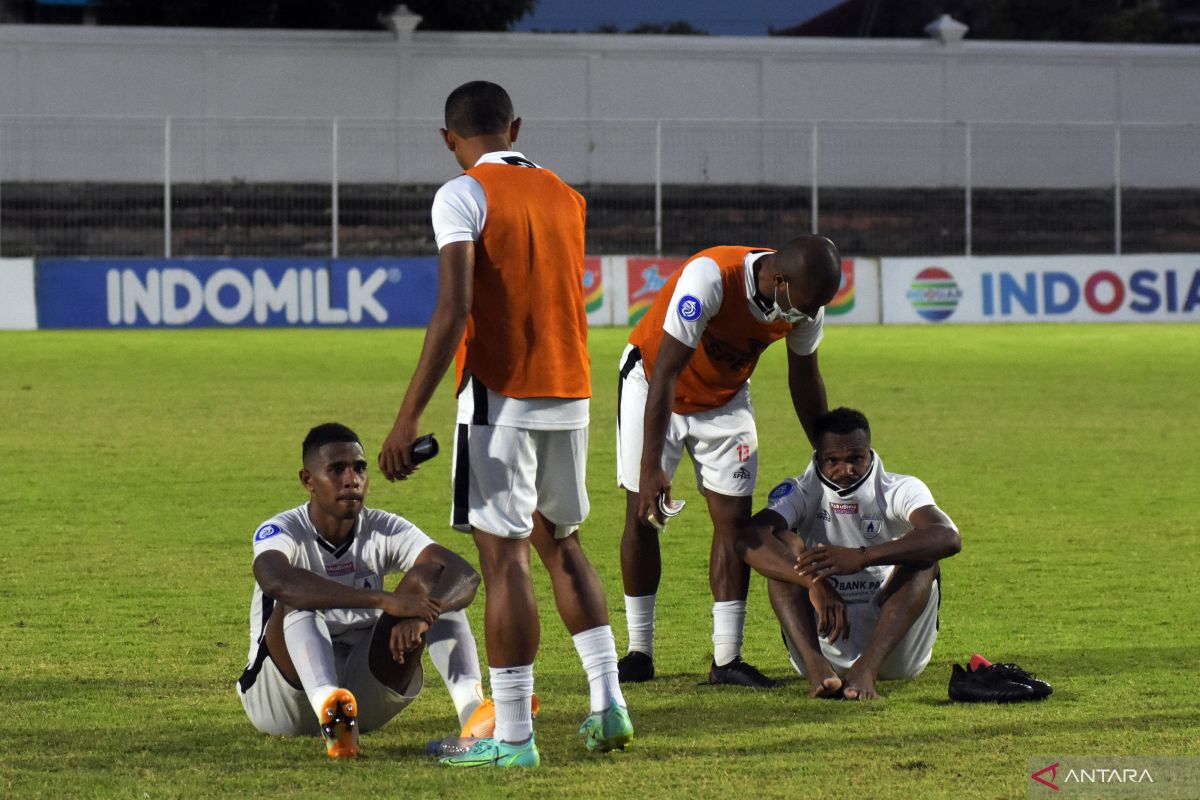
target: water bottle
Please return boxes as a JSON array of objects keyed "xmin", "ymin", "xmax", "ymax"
[
  {"xmin": 411, "ymin": 433, "xmax": 439, "ymax": 464},
  {"xmin": 426, "ymin": 735, "xmax": 479, "ymax": 757}
]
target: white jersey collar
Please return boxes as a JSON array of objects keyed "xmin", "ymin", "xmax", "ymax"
[
  {"xmin": 743, "ymin": 250, "xmax": 777, "ymax": 322},
  {"xmin": 472, "ymin": 150, "xmax": 530, "ymax": 167},
  {"xmin": 815, "ymin": 450, "xmax": 880, "ymax": 499}
]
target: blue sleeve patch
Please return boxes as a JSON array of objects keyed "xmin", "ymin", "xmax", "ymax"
[
  {"xmin": 677, "ymin": 294, "xmax": 703, "ymax": 321},
  {"xmin": 768, "ymin": 482, "xmax": 794, "ymax": 501},
  {"xmin": 254, "ymin": 523, "xmax": 282, "ymax": 542}
]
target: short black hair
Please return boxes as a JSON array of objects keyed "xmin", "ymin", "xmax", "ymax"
[
  {"xmin": 776, "ymin": 235, "xmax": 842, "ymax": 306},
  {"xmin": 444, "ymin": 81, "xmax": 514, "ymax": 137},
  {"xmin": 813, "ymin": 407, "xmax": 870, "ymax": 443},
  {"xmin": 302, "ymin": 422, "xmax": 361, "ymax": 461}
]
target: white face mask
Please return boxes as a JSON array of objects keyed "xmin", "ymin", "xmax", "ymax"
[{"xmin": 772, "ymin": 282, "xmax": 813, "ymax": 324}]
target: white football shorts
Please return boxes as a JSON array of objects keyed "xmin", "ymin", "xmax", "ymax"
[
  {"xmin": 239, "ymin": 624, "xmax": 422, "ymax": 736},
  {"xmin": 450, "ymin": 422, "xmax": 589, "ymax": 538},
  {"xmin": 783, "ymin": 578, "xmax": 941, "ymax": 681},
  {"xmin": 616, "ymin": 344, "xmax": 758, "ymax": 498}
]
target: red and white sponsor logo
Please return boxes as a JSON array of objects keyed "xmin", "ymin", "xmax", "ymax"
[
  {"xmin": 830, "ymin": 502, "xmax": 859, "ymax": 516},
  {"xmin": 325, "ymin": 561, "xmax": 354, "ymax": 577}
]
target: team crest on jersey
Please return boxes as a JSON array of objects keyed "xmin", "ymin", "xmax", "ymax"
[
  {"xmin": 254, "ymin": 523, "xmax": 282, "ymax": 542},
  {"xmin": 768, "ymin": 482, "xmax": 794, "ymax": 501},
  {"xmin": 677, "ymin": 294, "xmax": 703, "ymax": 321},
  {"xmin": 861, "ymin": 514, "xmax": 883, "ymax": 539},
  {"xmin": 830, "ymin": 501, "xmax": 858, "ymax": 516}
]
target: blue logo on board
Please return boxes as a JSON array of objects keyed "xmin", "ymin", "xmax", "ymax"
[
  {"xmin": 254, "ymin": 523, "xmax": 282, "ymax": 542},
  {"xmin": 677, "ymin": 294, "xmax": 702, "ymax": 321}
]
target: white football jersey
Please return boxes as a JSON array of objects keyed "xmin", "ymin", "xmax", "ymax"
[
  {"xmin": 242, "ymin": 503, "xmax": 435, "ymax": 670},
  {"xmin": 765, "ymin": 452, "xmax": 937, "ymax": 604}
]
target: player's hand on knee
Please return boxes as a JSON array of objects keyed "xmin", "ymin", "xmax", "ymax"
[
  {"xmin": 383, "ymin": 592, "xmax": 441, "ymax": 625},
  {"xmin": 799, "ymin": 543, "xmax": 865, "ymax": 579},
  {"xmin": 809, "ymin": 580, "xmax": 850, "ymax": 642},
  {"xmin": 389, "ymin": 619, "xmax": 430, "ymax": 662}
]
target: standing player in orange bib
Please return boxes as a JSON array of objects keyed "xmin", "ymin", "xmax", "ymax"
[
  {"xmin": 378, "ymin": 81, "xmax": 630, "ymax": 768},
  {"xmin": 617, "ymin": 237, "xmax": 842, "ymax": 687}
]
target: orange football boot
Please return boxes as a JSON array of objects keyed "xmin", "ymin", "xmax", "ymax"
[
  {"xmin": 459, "ymin": 688, "xmax": 541, "ymax": 739},
  {"xmin": 319, "ymin": 688, "xmax": 360, "ymax": 759}
]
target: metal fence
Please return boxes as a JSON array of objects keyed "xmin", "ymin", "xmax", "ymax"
[{"xmin": 1, "ymin": 116, "xmax": 1197, "ymax": 258}]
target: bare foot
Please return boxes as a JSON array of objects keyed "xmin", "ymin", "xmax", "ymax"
[
  {"xmin": 842, "ymin": 665, "xmax": 880, "ymax": 700},
  {"xmin": 808, "ymin": 675, "xmax": 843, "ymax": 699}
]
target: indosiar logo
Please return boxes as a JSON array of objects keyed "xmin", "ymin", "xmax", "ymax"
[
  {"xmin": 906, "ymin": 267, "xmax": 962, "ymax": 321},
  {"xmin": 981, "ymin": 268, "xmax": 1200, "ymax": 317}
]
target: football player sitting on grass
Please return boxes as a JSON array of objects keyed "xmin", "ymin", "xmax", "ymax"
[
  {"xmin": 236, "ymin": 423, "xmax": 487, "ymax": 758},
  {"xmin": 735, "ymin": 407, "xmax": 961, "ymax": 700}
]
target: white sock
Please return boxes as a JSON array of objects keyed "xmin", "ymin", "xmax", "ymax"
[
  {"xmin": 624, "ymin": 593, "xmax": 657, "ymax": 656},
  {"xmin": 489, "ymin": 664, "xmax": 534, "ymax": 744},
  {"xmin": 572, "ymin": 625, "xmax": 627, "ymax": 713},
  {"xmin": 712, "ymin": 600, "xmax": 747, "ymax": 667},
  {"xmin": 426, "ymin": 609, "xmax": 484, "ymax": 726},
  {"xmin": 282, "ymin": 609, "xmax": 339, "ymax": 717}
]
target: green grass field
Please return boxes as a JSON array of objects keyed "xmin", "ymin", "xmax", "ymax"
[{"xmin": 2, "ymin": 324, "xmax": 1197, "ymax": 799}]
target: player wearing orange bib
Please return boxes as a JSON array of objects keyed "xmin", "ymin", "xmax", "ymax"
[
  {"xmin": 379, "ymin": 81, "xmax": 630, "ymax": 768},
  {"xmin": 617, "ymin": 237, "xmax": 842, "ymax": 687}
]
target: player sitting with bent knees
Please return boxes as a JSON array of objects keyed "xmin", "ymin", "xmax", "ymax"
[
  {"xmin": 236, "ymin": 423, "xmax": 486, "ymax": 758},
  {"xmin": 735, "ymin": 408, "xmax": 961, "ymax": 700}
]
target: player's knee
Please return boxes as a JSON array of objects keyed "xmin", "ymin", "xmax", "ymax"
[
  {"xmin": 877, "ymin": 654, "xmax": 932, "ymax": 682},
  {"xmin": 886, "ymin": 563, "xmax": 938, "ymax": 597},
  {"xmin": 396, "ymin": 562, "xmax": 442, "ymax": 594}
]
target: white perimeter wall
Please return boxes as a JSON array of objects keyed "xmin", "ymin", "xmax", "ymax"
[
  {"xmin": 1, "ymin": 25, "xmax": 1198, "ymax": 124},
  {"xmin": 0, "ymin": 25, "xmax": 1198, "ymax": 187}
]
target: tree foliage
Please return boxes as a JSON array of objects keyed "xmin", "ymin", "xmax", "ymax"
[
  {"xmin": 101, "ymin": 0, "xmax": 394, "ymax": 29},
  {"xmin": 624, "ymin": 21, "xmax": 709, "ymax": 35},
  {"xmin": 399, "ymin": 0, "xmax": 536, "ymax": 32}
]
